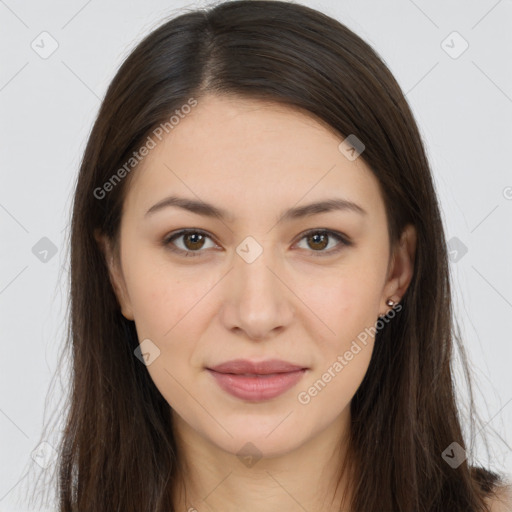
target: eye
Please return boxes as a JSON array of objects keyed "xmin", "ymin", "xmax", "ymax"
[
  {"xmin": 162, "ymin": 228, "xmax": 352, "ymax": 258},
  {"xmin": 163, "ymin": 229, "xmax": 218, "ymax": 257},
  {"xmin": 294, "ymin": 229, "xmax": 352, "ymax": 256}
]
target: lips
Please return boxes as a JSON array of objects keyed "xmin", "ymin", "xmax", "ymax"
[{"xmin": 206, "ymin": 359, "xmax": 308, "ymax": 401}]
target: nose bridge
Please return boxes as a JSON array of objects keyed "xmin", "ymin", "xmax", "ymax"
[
  {"xmin": 223, "ymin": 234, "xmax": 294, "ymax": 339},
  {"xmin": 237, "ymin": 240, "xmax": 275, "ymax": 290},
  {"xmin": 235, "ymin": 236, "xmax": 281, "ymax": 306}
]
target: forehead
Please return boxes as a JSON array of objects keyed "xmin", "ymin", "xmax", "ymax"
[{"xmin": 122, "ymin": 94, "xmax": 385, "ymax": 224}]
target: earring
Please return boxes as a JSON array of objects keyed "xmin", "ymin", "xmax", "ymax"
[{"xmin": 377, "ymin": 298, "xmax": 400, "ymax": 322}]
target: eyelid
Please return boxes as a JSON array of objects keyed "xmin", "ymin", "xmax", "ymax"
[{"xmin": 162, "ymin": 228, "xmax": 352, "ymax": 257}]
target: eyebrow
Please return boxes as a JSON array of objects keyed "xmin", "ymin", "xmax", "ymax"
[{"xmin": 144, "ymin": 195, "xmax": 367, "ymax": 223}]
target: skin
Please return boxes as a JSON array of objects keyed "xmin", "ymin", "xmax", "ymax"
[{"xmin": 98, "ymin": 94, "xmax": 417, "ymax": 511}]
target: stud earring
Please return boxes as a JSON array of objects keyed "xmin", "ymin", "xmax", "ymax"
[{"xmin": 377, "ymin": 298, "xmax": 401, "ymax": 322}]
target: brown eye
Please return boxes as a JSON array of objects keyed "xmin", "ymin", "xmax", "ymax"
[
  {"xmin": 163, "ymin": 228, "xmax": 352, "ymax": 259},
  {"xmin": 163, "ymin": 229, "xmax": 217, "ymax": 257},
  {"xmin": 295, "ymin": 229, "xmax": 351, "ymax": 256},
  {"xmin": 182, "ymin": 232, "xmax": 206, "ymax": 250},
  {"xmin": 306, "ymin": 232, "xmax": 329, "ymax": 250}
]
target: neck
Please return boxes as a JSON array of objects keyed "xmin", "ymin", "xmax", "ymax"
[{"xmin": 171, "ymin": 408, "xmax": 354, "ymax": 512}]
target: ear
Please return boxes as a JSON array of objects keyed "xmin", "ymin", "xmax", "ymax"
[
  {"xmin": 378, "ymin": 223, "xmax": 417, "ymax": 317},
  {"xmin": 94, "ymin": 229, "xmax": 135, "ymax": 321}
]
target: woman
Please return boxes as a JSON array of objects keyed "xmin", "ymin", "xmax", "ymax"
[{"xmin": 46, "ymin": 0, "xmax": 511, "ymax": 510}]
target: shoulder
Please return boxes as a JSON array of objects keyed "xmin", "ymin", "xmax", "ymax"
[{"xmin": 485, "ymin": 482, "xmax": 512, "ymax": 512}]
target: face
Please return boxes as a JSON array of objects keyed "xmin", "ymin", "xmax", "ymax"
[{"xmin": 99, "ymin": 94, "xmax": 415, "ymax": 459}]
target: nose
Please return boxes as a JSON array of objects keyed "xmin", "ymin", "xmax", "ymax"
[{"xmin": 219, "ymin": 245, "xmax": 295, "ymax": 341}]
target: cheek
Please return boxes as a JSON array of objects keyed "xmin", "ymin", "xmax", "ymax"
[
  {"xmin": 123, "ymin": 251, "xmax": 210, "ymax": 337},
  {"xmin": 298, "ymin": 262, "xmax": 385, "ymax": 344},
  {"xmin": 296, "ymin": 275, "xmax": 381, "ymax": 411},
  {"xmin": 294, "ymin": 259, "xmax": 386, "ymax": 409},
  {"xmin": 124, "ymin": 260, "xmax": 209, "ymax": 408},
  {"xmin": 123, "ymin": 255, "xmax": 217, "ymax": 387},
  {"xmin": 296, "ymin": 340, "xmax": 373, "ymax": 419}
]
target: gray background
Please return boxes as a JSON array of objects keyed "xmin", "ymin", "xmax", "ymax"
[{"xmin": 1, "ymin": 0, "xmax": 511, "ymax": 510}]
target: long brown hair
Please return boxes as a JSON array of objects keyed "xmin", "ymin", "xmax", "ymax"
[{"xmin": 29, "ymin": 1, "xmax": 508, "ymax": 510}]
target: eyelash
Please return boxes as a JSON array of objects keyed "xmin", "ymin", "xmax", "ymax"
[{"xmin": 162, "ymin": 228, "xmax": 352, "ymax": 258}]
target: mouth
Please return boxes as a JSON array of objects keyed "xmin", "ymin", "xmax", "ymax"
[{"xmin": 205, "ymin": 359, "xmax": 308, "ymax": 401}]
